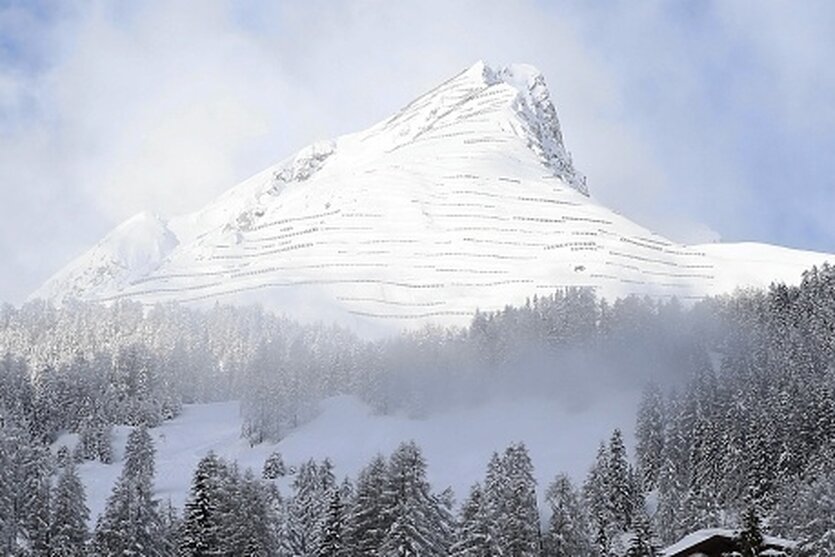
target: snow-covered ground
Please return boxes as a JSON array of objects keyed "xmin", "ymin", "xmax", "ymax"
[
  {"xmin": 61, "ymin": 392, "xmax": 638, "ymax": 522},
  {"xmin": 33, "ymin": 61, "xmax": 834, "ymax": 333}
]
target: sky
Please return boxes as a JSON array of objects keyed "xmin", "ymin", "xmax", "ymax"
[{"xmin": 1, "ymin": 0, "xmax": 834, "ymax": 304}]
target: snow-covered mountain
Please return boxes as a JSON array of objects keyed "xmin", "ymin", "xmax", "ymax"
[{"xmin": 33, "ymin": 61, "xmax": 833, "ymax": 330}]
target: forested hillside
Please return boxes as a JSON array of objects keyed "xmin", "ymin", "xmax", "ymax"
[{"xmin": 1, "ymin": 264, "xmax": 834, "ymax": 554}]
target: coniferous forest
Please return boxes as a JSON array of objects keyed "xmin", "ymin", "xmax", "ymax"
[{"xmin": 1, "ymin": 264, "xmax": 834, "ymax": 555}]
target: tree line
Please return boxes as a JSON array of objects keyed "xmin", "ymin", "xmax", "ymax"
[
  {"xmin": 2, "ymin": 419, "xmax": 678, "ymax": 556},
  {"xmin": 1, "ymin": 264, "xmax": 834, "ymax": 553}
]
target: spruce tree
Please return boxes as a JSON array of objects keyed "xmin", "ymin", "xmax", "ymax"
[
  {"xmin": 635, "ymin": 382, "xmax": 665, "ymax": 490},
  {"xmin": 435, "ymin": 486, "xmax": 457, "ymax": 555},
  {"xmin": 180, "ymin": 451, "xmax": 225, "ymax": 555},
  {"xmin": 76, "ymin": 411, "xmax": 113, "ymax": 464},
  {"xmin": 286, "ymin": 459, "xmax": 328, "ymax": 557},
  {"xmin": 481, "ymin": 450, "xmax": 505, "ymax": 552},
  {"xmin": 625, "ymin": 502, "xmax": 657, "ymax": 557},
  {"xmin": 583, "ymin": 443, "xmax": 612, "ymax": 554},
  {"xmin": 94, "ymin": 425, "xmax": 165, "ymax": 556},
  {"xmin": 605, "ymin": 429, "xmax": 635, "ymax": 532},
  {"xmin": 543, "ymin": 474, "xmax": 594, "ymax": 557},
  {"xmin": 159, "ymin": 499, "xmax": 182, "ymax": 556},
  {"xmin": 495, "ymin": 443, "xmax": 540, "ymax": 557},
  {"xmin": 50, "ymin": 459, "xmax": 90, "ymax": 556},
  {"xmin": 380, "ymin": 441, "xmax": 448, "ymax": 557},
  {"xmin": 233, "ymin": 469, "xmax": 277, "ymax": 556},
  {"xmin": 20, "ymin": 441, "xmax": 51, "ymax": 556},
  {"xmin": 346, "ymin": 454, "xmax": 389, "ymax": 556},
  {"xmin": 263, "ymin": 450, "xmax": 287, "ymax": 479},
  {"xmin": 738, "ymin": 506, "xmax": 764, "ymax": 557},
  {"xmin": 774, "ymin": 471, "xmax": 835, "ymax": 556},
  {"xmin": 450, "ymin": 483, "xmax": 492, "ymax": 557},
  {"xmin": 0, "ymin": 425, "xmax": 14, "ymax": 554},
  {"xmin": 318, "ymin": 487, "xmax": 348, "ymax": 557}
]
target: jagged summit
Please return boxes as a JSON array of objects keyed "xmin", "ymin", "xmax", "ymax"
[
  {"xmin": 368, "ymin": 60, "xmax": 587, "ymax": 195},
  {"xmin": 33, "ymin": 62, "xmax": 832, "ymax": 332}
]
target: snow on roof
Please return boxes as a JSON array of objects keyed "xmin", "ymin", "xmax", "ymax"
[
  {"xmin": 662, "ymin": 528, "xmax": 797, "ymax": 556},
  {"xmin": 763, "ymin": 535, "xmax": 798, "ymax": 550},
  {"xmin": 662, "ymin": 528, "xmax": 736, "ymax": 555}
]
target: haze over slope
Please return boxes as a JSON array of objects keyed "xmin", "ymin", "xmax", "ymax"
[{"xmin": 34, "ymin": 61, "xmax": 833, "ymax": 330}]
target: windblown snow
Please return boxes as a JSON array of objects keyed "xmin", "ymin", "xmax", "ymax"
[{"xmin": 33, "ymin": 61, "xmax": 833, "ymax": 330}]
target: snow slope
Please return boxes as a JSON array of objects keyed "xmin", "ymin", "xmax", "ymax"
[
  {"xmin": 58, "ymin": 393, "xmax": 637, "ymax": 523},
  {"xmin": 33, "ymin": 61, "xmax": 834, "ymax": 330}
]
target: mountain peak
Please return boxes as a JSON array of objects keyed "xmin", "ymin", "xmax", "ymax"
[
  {"xmin": 370, "ymin": 61, "xmax": 587, "ymax": 195},
  {"xmin": 462, "ymin": 60, "xmax": 544, "ymax": 90},
  {"xmin": 488, "ymin": 62, "xmax": 587, "ymax": 195},
  {"xmin": 32, "ymin": 63, "xmax": 833, "ymax": 330}
]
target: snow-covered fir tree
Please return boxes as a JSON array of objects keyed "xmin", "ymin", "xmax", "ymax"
[
  {"xmin": 318, "ymin": 486, "xmax": 349, "ymax": 557},
  {"xmin": 450, "ymin": 483, "xmax": 492, "ymax": 557},
  {"xmin": 0, "ymin": 264, "xmax": 832, "ymax": 553},
  {"xmin": 263, "ymin": 450, "xmax": 287, "ymax": 479},
  {"xmin": 286, "ymin": 459, "xmax": 333, "ymax": 556},
  {"xmin": 634, "ymin": 382, "xmax": 665, "ymax": 491},
  {"xmin": 346, "ymin": 454, "xmax": 389, "ymax": 556},
  {"xmin": 625, "ymin": 498, "xmax": 658, "ymax": 557},
  {"xmin": 738, "ymin": 506, "xmax": 764, "ymax": 557},
  {"xmin": 180, "ymin": 451, "xmax": 226, "ymax": 555},
  {"xmin": 49, "ymin": 459, "xmax": 89, "ymax": 557},
  {"xmin": 773, "ymin": 469, "xmax": 835, "ymax": 556},
  {"xmin": 605, "ymin": 429, "xmax": 636, "ymax": 534},
  {"xmin": 94, "ymin": 425, "xmax": 166, "ymax": 556},
  {"xmin": 494, "ymin": 443, "xmax": 540, "ymax": 557},
  {"xmin": 233, "ymin": 469, "xmax": 277, "ymax": 556},
  {"xmin": 542, "ymin": 474, "xmax": 595, "ymax": 557},
  {"xmin": 19, "ymin": 441, "xmax": 51, "ymax": 556},
  {"xmin": 380, "ymin": 441, "xmax": 450, "ymax": 557}
]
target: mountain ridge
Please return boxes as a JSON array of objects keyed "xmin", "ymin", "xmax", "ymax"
[{"xmin": 33, "ymin": 61, "xmax": 833, "ymax": 332}]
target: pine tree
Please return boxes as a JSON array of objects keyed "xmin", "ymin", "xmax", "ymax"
[
  {"xmin": 605, "ymin": 429, "xmax": 635, "ymax": 532},
  {"xmin": 654, "ymin": 394, "xmax": 688, "ymax": 545},
  {"xmin": 494, "ymin": 443, "xmax": 540, "ymax": 557},
  {"xmin": 584, "ymin": 443, "xmax": 612, "ymax": 554},
  {"xmin": 263, "ymin": 450, "xmax": 287, "ymax": 479},
  {"xmin": 50, "ymin": 459, "xmax": 90, "ymax": 556},
  {"xmin": 543, "ymin": 474, "xmax": 594, "ymax": 557},
  {"xmin": 0, "ymin": 425, "xmax": 14, "ymax": 554},
  {"xmin": 625, "ymin": 501, "xmax": 657, "ymax": 557},
  {"xmin": 264, "ymin": 482, "xmax": 287, "ymax": 557},
  {"xmin": 286, "ymin": 459, "xmax": 334, "ymax": 556},
  {"xmin": 76, "ymin": 411, "xmax": 113, "ymax": 464},
  {"xmin": 318, "ymin": 487, "xmax": 348, "ymax": 557},
  {"xmin": 346, "ymin": 454, "xmax": 389, "ymax": 556},
  {"xmin": 20, "ymin": 441, "xmax": 51, "ymax": 556},
  {"xmin": 635, "ymin": 382, "xmax": 665, "ymax": 490},
  {"xmin": 774, "ymin": 471, "xmax": 835, "ymax": 556},
  {"xmin": 233, "ymin": 469, "xmax": 277, "ymax": 556},
  {"xmin": 435, "ymin": 486, "xmax": 457, "ymax": 556},
  {"xmin": 159, "ymin": 499, "xmax": 182, "ymax": 556},
  {"xmin": 380, "ymin": 441, "xmax": 449, "ymax": 557},
  {"xmin": 94, "ymin": 425, "xmax": 165, "ymax": 556},
  {"xmin": 481, "ymin": 451, "xmax": 505, "ymax": 553},
  {"xmin": 738, "ymin": 506, "xmax": 764, "ymax": 557},
  {"xmin": 450, "ymin": 484, "xmax": 492, "ymax": 557},
  {"xmin": 180, "ymin": 451, "xmax": 225, "ymax": 555}
]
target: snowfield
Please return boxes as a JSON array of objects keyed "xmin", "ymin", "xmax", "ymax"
[
  {"xmin": 32, "ymin": 61, "xmax": 834, "ymax": 332},
  {"xmin": 62, "ymin": 392, "xmax": 638, "ymax": 523}
]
